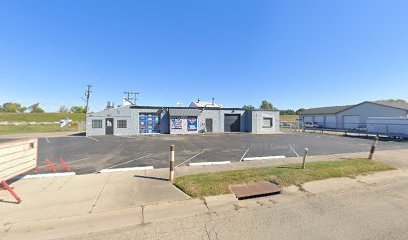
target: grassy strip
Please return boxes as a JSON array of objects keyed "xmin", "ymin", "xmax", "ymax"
[
  {"xmin": 0, "ymin": 113, "xmax": 85, "ymax": 122},
  {"xmin": 280, "ymin": 115, "xmax": 299, "ymax": 121},
  {"xmin": 174, "ymin": 159, "xmax": 395, "ymax": 198},
  {"xmin": 0, "ymin": 124, "xmax": 78, "ymax": 135}
]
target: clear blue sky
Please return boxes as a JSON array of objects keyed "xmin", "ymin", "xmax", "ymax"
[{"xmin": 1, "ymin": 1, "xmax": 407, "ymax": 112}]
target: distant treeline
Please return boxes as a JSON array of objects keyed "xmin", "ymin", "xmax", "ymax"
[{"xmin": 0, "ymin": 102, "xmax": 86, "ymax": 113}]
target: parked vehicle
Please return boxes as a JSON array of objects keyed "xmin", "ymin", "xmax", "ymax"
[
  {"xmin": 303, "ymin": 122, "xmax": 321, "ymax": 128},
  {"xmin": 60, "ymin": 118, "xmax": 72, "ymax": 128},
  {"xmin": 353, "ymin": 125, "xmax": 368, "ymax": 132}
]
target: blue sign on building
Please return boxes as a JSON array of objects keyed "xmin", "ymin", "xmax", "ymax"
[{"xmin": 139, "ymin": 113, "xmax": 160, "ymax": 133}]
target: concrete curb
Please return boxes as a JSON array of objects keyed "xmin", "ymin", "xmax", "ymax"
[
  {"xmin": 17, "ymin": 172, "xmax": 76, "ymax": 179},
  {"xmin": 243, "ymin": 155, "xmax": 286, "ymax": 161},
  {"xmin": 99, "ymin": 166, "xmax": 154, "ymax": 173},
  {"xmin": 143, "ymin": 199, "xmax": 209, "ymax": 223},
  {"xmin": 188, "ymin": 161, "xmax": 231, "ymax": 166},
  {"xmin": 2, "ymin": 208, "xmax": 142, "ymax": 240}
]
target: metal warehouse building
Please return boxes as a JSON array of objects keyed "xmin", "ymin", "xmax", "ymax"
[
  {"xmin": 86, "ymin": 105, "xmax": 280, "ymax": 136},
  {"xmin": 301, "ymin": 101, "xmax": 408, "ymax": 129}
]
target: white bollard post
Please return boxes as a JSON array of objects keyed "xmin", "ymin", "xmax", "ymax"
[
  {"xmin": 368, "ymin": 136, "xmax": 379, "ymax": 160},
  {"xmin": 169, "ymin": 145, "xmax": 175, "ymax": 182},
  {"xmin": 302, "ymin": 148, "xmax": 308, "ymax": 169}
]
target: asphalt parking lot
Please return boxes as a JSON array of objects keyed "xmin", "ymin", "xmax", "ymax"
[{"xmin": 9, "ymin": 132, "xmax": 404, "ymax": 175}]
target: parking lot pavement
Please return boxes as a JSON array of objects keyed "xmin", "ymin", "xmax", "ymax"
[{"xmin": 5, "ymin": 132, "xmax": 408, "ymax": 175}]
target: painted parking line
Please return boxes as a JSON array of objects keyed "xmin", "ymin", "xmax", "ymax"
[
  {"xmin": 289, "ymin": 145, "xmax": 299, "ymax": 157},
  {"xmin": 18, "ymin": 172, "xmax": 76, "ymax": 179},
  {"xmin": 176, "ymin": 150, "xmax": 207, "ymax": 167},
  {"xmin": 66, "ymin": 157, "xmax": 92, "ymax": 164},
  {"xmin": 188, "ymin": 161, "xmax": 231, "ymax": 166},
  {"xmin": 239, "ymin": 148, "xmax": 250, "ymax": 162},
  {"xmin": 243, "ymin": 155, "xmax": 286, "ymax": 161},
  {"xmin": 86, "ymin": 136, "xmax": 100, "ymax": 142},
  {"xmin": 45, "ymin": 137, "xmax": 50, "ymax": 143},
  {"xmin": 103, "ymin": 154, "xmax": 153, "ymax": 169},
  {"xmin": 99, "ymin": 166, "xmax": 154, "ymax": 173}
]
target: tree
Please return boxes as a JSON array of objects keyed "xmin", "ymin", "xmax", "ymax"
[
  {"xmin": 260, "ymin": 100, "xmax": 277, "ymax": 110},
  {"xmin": 295, "ymin": 108, "xmax": 306, "ymax": 115},
  {"xmin": 58, "ymin": 105, "xmax": 69, "ymax": 113},
  {"xmin": 380, "ymin": 99, "xmax": 407, "ymax": 103},
  {"xmin": 28, "ymin": 103, "xmax": 45, "ymax": 113},
  {"xmin": 242, "ymin": 105, "xmax": 255, "ymax": 110},
  {"xmin": 0, "ymin": 102, "xmax": 27, "ymax": 113},
  {"xmin": 280, "ymin": 109, "xmax": 296, "ymax": 115},
  {"xmin": 70, "ymin": 106, "xmax": 86, "ymax": 113}
]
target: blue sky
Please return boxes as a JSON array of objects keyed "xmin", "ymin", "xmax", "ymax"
[{"xmin": 1, "ymin": 0, "xmax": 407, "ymax": 112}]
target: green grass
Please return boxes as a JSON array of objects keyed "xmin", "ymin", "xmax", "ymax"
[
  {"xmin": 0, "ymin": 124, "xmax": 78, "ymax": 135},
  {"xmin": 174, "ymin": 159, "xmax": 395, "ymax": 198},
  {"xmin": 280, "ymin": 115, "xmax": 299, "ymax": 121},
  {"xmin": 0, "ymin": 113, "xmax": 85, "ymax": 122}
]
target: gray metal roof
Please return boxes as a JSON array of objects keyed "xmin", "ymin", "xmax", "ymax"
[
  {"xmin": 302, "ymin": 105, "xmax": 354, "ymax": 115},
  {"xmin": 368, "ymin": 101, "xmax": 408, "ymax": 111},
  {"xmin": 302, "ymin": 100, "xmax": 408, "ymax": 115},
  {"xmin": 169, "ymin": 108, "xmax": 200, "ymax": 116}
]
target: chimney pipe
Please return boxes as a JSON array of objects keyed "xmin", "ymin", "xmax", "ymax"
[{"xmin": 211, "ymin": 98, "xmax": 215, "ymax": 105}]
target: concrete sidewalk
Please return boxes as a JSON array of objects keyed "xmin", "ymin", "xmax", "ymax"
[
  {"xmin": 1, "ymin": 149, "xmax": 407, "ymax": 240},
  {"xmin": 0, "ymin": 170, "xmax": 189, "ymax": 225}
]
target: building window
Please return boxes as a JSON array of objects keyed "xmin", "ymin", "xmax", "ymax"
[
  {"xmin": 92, "ymin": 120, "xmax": 102, "ymax": 128},
  {"xmin": 262, "ymin": 118, "xmax": 273, "ymax": 128},
  {"xmin": 117, "ymin": 120, "xmax": 127, "ymax": 128}
]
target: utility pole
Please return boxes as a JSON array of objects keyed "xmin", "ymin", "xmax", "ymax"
[{"xmin": 85, "ymin": 84, "xmax": 92, "ymax": 113}]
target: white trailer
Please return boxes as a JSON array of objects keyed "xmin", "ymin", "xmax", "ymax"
[{"xmin": 367, "ymin": 117, "xmax": 408, "ymax": 138}]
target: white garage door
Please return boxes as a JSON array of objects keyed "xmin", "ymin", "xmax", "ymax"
[
  {"xmin": 343, "ymin": 115, "xmax": 360, "ymax": 129},
  {"xmin": 303, "ymin": 116, "xmax": 314, "ymax": 123},
  {"xmin": 314, "ymin": 116, "xmax": 325, "ymax": 125},
  {"xmin": 325, "ymin": 116, "xmax": 336, "ymax": 128}
]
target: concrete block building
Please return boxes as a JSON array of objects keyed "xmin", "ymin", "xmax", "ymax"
[
  {"xmin": 301, "ymin": 101, "xmax": 408, "ymax": 129},
  {"xmin": 86, "ymin": 105, "xmax": 280, "ymax": 136}
]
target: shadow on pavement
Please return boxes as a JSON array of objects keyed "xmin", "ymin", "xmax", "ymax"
[
  {"xmin": 134, "ymin": 175, "xmax": 168, "ymax": 181},
  {"xmin": 69, "ymin": 132, "xmax": 86, "ymax": 136}
]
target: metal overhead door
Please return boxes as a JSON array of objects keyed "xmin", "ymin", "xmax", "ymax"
[
  {"xmin": 224, "ymin": 114, "xmax": 241, "ymax": 132},
  {"xmin": 303, "ymin": 116, "xmax": 314, "ymax": 123},
  {"xmin": 314, "ymin": 116, "xmax": 325, "ymax": 126},
  {"xmin": 343, "ymin": 115, "xmax": 360, "ymax": 129},
  {"xmin": 325, "ymin": 115, "xmax": 336, "ymax": 128}
]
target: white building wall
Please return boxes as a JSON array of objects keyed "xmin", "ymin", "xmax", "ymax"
[
  {"xmin": 337, "ymin": 102, "xmax": 407, "ymax": 129},
  {"xmin": 251, "ymin": 111, "xmax": 280, "ymax": 133},
  {"xmin": 86, "ymin": 106, "xmax": 135, "ymax": 136},
  {"xmin": 87, "ymin": 107, "xmax": 280, "ymax": 136},
  {"xmin": 198, "ymin": 110, "xmax": 222, "ymax": 133},
  {"xmin": 367, "ymin": 117, "xmax": 408, "ymax": 136}
]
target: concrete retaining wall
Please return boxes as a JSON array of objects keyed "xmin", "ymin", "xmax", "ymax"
[{"xmin": 0, "ymin": 139, "xmax": 38, "ymax": 181}]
